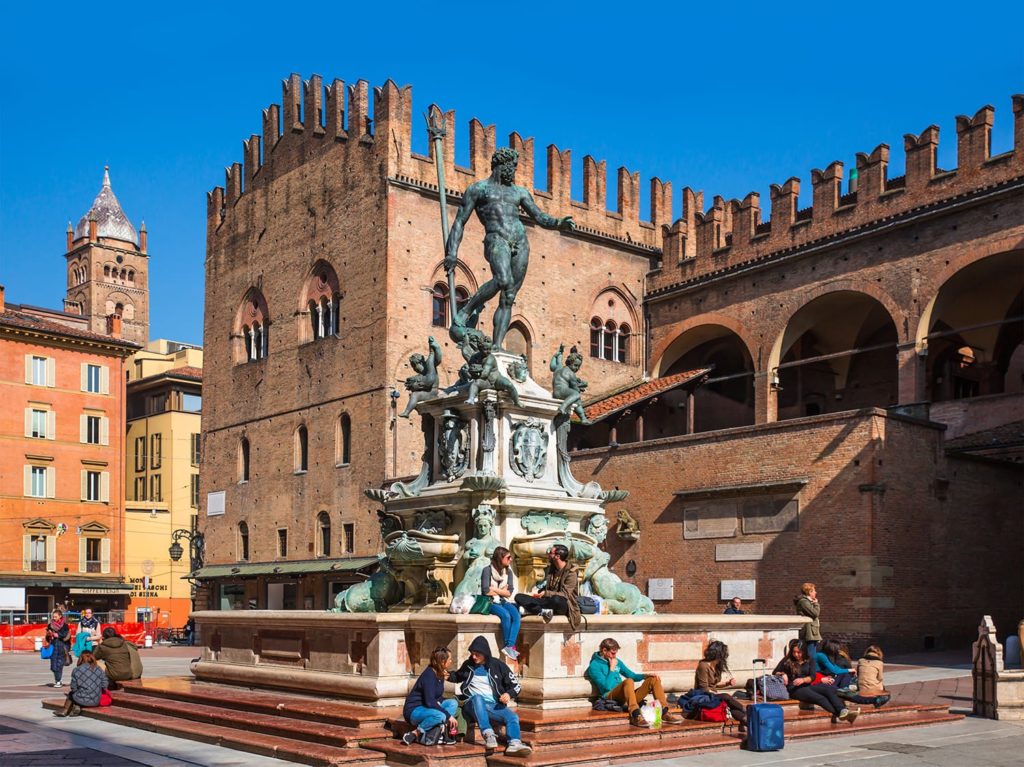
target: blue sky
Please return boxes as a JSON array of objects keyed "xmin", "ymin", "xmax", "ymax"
[{"xmin": 1, "ymin": 1, "xmax": 1021, "ymax": 346}]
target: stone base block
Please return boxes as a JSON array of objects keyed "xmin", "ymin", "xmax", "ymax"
[{"xmin": 193, "ymin": 610, "xmax": 807, "ymax": 708}]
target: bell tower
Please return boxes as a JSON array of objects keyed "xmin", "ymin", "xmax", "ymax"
[{"xmin": 64, "ymin": 167, "xmax": 150, "ymax": 344}]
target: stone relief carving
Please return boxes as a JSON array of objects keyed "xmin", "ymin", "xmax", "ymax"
[
  {"xmin": 520, "ymin": 511, "xmax": 569, "ymax": 535},
  {"xmin": 438, "ymin": 411, "xmax": 469, "ymax": 482},
  {"xmin": 510, "ymin": 418, "xmax": 548, "ymax": 481}
]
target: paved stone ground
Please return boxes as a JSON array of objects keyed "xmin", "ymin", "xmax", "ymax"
[{"xmin": 0, "ymin": 646, "xmax": 1019, "ymax": 766}]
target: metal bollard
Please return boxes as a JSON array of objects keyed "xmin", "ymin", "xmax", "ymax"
[{"xmin": 144, "ymin": 634, "xmax": 153, "ymax": 649}]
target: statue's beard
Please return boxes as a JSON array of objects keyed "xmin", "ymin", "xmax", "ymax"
[{"xmin": 499, "ymin": 164, "xmax": 516, "ymax": 184}]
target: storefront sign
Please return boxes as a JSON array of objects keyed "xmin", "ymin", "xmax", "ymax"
[{"xmin": 69, "ymin": 587, "xmax": 130, "ymax": 595}]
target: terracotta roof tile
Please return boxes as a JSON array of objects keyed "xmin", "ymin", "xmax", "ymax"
[
  {"xmin": 0, "ymin": 307, "xmax": 138, "ymax": 348},
  {"xmin": 945, "ymin": 420, "xmax": 1024, "ymax": 451},
  {"xmin": 583, "ymin": 367, "xmax": 712, "ymax": 422},
  {"xmin": 164, "ymin": 366, "xmax": 203, "ymax": 381}
]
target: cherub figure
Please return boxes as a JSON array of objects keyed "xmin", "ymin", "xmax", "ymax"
[
  {"xmin": 451, "ymin": 324, "xmax": 521, "ymax": 406},
  {"xmin": 550, "ymin": 344, "xmax": 592, "ymax": 424},
  {"xmin": 400, "ymin": 336, "xmax": 442, "ymax": 418}
]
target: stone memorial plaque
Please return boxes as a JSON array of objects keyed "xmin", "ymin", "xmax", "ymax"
[
  {"xmin": 682, "ymin": 501, "xmax": 738, "ymax": 539},
  {"xmin": 647, "ymin": 578, "xmax": 674, "ymax": 601},
  {"xmin": 715, "ymin": 542, "xmax": 764, "ymax": 561},
  {"xmin": 741, "ymin": 495, "xmax": 799, "ymax": 534},
  {"xmin": 720, "ymin": 579, "xmax": 756, "ymax": 600}
]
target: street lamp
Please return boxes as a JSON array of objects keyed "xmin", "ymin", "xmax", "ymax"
[{"xmin": 168, "ymin": 529, "xmax": 205, "ymax": 573}]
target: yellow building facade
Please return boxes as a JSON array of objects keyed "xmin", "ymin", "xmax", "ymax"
[{"xmin": 124, "ymin": 339, "xmax": 202, "ymax": 630}]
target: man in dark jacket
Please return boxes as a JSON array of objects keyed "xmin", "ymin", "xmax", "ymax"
[
  {"xmin": 93, "ymin": 628, "xmax": 143, "ymax": 689},
  {"xmin": 723, "ymin": 597, "xmax": 745, "ymax": 614},
  {"xmin": 448, "ymin": 636, "xmax": 531, "ymax": 755},
  {"xmin": 513, "ymin": 544, "xmax": 581, "ymax": 631}
]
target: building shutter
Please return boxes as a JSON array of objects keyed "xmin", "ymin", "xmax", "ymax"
[
  {"xmin": 24, "ymin": 355, "xmax": 32, "ymax": 384},
  {"xmin": 100, "ymin": 417, "xmax": 109, "ymax": 446},
  {"xmin": 23, "ymin": 535, "xmax": 31, "ymax": 570},
  {"xmin": 81, "ymin": 363, "xmax": 88, "ymax": 392},
  {"xmin": 46, "ymin": 467, "xmax": 56, "ymax": 498},
  {"xmin": 23, "ymin": 466, "xmax": 31, "ymax": 496},
  {"xmin": 46, "ymin": 535, "xmax": 57, "ymax": 572},
  {"xmin": 80, "ymin": 415, "xmax": 87, "ymax": 443},
  {"xmin": 79, "ymin": 537, "xmax": 87, "ymax": 573},
  {"xmin": 100, "ymin": 365, "xmax": 110, "ymax": 395},
  {"xmin": 100, "ymin": 538, "xmax": 111, "ymax": 574},
  {"xmin": 46, "ymin": 411, "xmax": 56, "ymax": 440},
  {"xmin": 24, "ymin": 408, "xmax": 32, "ymax": 437},
  {"xmin": 46, "ymin": 358, "xmax": 56, "ymax": 387},
  {"xmin": 100, "ymin": 472, "xmax": 110, "ymax": 503},
  {"xmin": 80, "ymin": 470, "xmax": 88, "ymax": 501}
]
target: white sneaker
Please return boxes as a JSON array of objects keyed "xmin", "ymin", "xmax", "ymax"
[
  {"xmin": 52, "ymin": 682, "xmax": 63, "ymax": 688},
  {"xmin": 506, "ymin": 739, "xmax": 532, "ymax": 755},
  {"xmin": 482, "ymin": 729, "xmax": 498, "ymax": 749},
  {"xmin": 540, "ymin": 609, "xmax": 553, "ymax": 622}
]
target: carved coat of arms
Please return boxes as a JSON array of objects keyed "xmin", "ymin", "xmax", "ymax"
[
  {"xmin": 509, "ymin": 418, "xmax": 548, "ymax": 481},
  {"xmin": 438, "ymin": 413, "xmax": 469, "ymax": 482}
]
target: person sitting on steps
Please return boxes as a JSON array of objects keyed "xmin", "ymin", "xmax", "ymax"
[
  {"xmin": 514, "ymin": 544, "xmax": 580, "ymax": 632},
  {"xmin": 481, "ymin": 546, "xmax": 521, "ymax": 660},
  {"xmin": 448, "ymin": 636, "xmax": 532, "ymax": 755},
  {"xmin": 839, "ymin": 645, "xmax": 891, "ymax": 708},
  {"xmin": 586, "ymin": 637, "xmax": 683, "ymax": 728},
  {"xmin": 815, "ymin": 638, "xmax": 857, "ymax": 690},
  {"xmin": 692, "ymin": 641, "xmax": 749, "ymax": 732},
  {"xmin": 401, "ymin": 646, "xmax": 458, "ymax": 745},
  {"xmin": 54, "ymin": 650, "xmax": 108, "ymax": 717},
  {"xmin": 775, "ymin": 639, "xmax": 860, "ymax": 724}
]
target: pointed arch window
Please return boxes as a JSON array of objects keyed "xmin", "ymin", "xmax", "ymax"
[
  {"xmin": 302, "ymin": 263, "xmax": 341, "ymax": 343},
  {"xmin": 317, "ymin": 511, "xmax": 331, "ymax": 557},
  {"xmin": 236, "ymin": 289, "xmax": 270, "ymax": 363},
  {"xmin": 294, "ymin": 425, "xmax": 309, "ymax": 473},
  {"xmin": 432, "ymin": 283, "xmax": 470, "ymax": 327}
]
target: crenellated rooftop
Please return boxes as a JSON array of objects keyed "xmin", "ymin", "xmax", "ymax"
[{"xmin": 650, "ymin": 97, "xmax": 1024, "ymax": 296}]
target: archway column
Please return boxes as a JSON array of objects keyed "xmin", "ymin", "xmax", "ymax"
[
  {"xmin": 897, "ymin": 341, "xmax": 927, "ymax": 404},
  {"xmin": 754, "ymin": 371, "xmax": 777, "ymax": 424}
]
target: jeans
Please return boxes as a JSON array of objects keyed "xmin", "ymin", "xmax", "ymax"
[
  {"xmin": 489, "ymin": 602, "xmax": 521, "ymax": 648},
  {"xmin": 409, "ymin": 699, "xmax": 457, "ymax": 733},
  {"xmin": 514, "ymin": 593, "xmax": 568, "ymax": 617},
  {"xmin": 466, "ymin": 695, "xmax": 521, "ymax": 740}
]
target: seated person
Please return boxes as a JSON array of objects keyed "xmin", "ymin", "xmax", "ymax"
[
  {"xmin": 774, "ymin": 639, "xmax": 859, "ymax": 723},
  {"xmin": 54, "ymin": 651, "xmax": 107, "ymax": 717},
  {"xmin": 586, "ymin": 637, "xmax": 683, "ymax": 728},
  {"xmin": 692, "ymin": 641, "xmax": 748, "ymax": 731},
  {"xmin": 401, "ymin": 646, "xmax": 457, "ymax": 745},
  {"xmin": 448, "ymin": 636, "xmax": 531, "ymax": 755},
  {"xmin": 840, "ymin": 645, "xmax": 890, "ymax": 708},
  {"xmin": 93, "ymin": 627, "xmax": 143, "ymax": 689},
  {"xmin": 482, "ymin": 547, "xmax": 520, "ymax": 660},
  {"xmin": 815, "ymin": 639, "xmax": 856, "ymax": 689},
  {"xmin": 514, "ymin": 545, "xmax": 580, "ymax": 631}
]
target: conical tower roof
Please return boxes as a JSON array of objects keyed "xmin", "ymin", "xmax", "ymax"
[{"xmin": 73, "ymin": 167, "xmax": 138, "ymax": 246}]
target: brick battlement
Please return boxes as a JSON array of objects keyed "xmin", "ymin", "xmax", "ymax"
[
  {"xmin": 207, "ymin": 74, "xmax": 673, "ymax": 248},
  {"xmin": 650, "ymin": 96, "xmax": 1024, "ymax": 294}
]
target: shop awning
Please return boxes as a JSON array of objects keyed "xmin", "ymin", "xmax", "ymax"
[
  {"xmin": 191, "ymin": 556, "xmax": 379, "ymax": 580},
  {"xmin": 0, "ymin": 577, "xmax": 132, "ymax": 592}
]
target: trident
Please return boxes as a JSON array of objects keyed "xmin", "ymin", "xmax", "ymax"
[{"xmin": 425, "ymin": 105, "xmax": 457, "ymax": 328}]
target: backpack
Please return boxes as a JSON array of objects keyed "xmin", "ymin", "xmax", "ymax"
[
  {"xmin": 577, "ymin": 596, "xmax": 599, "ymax": 614},
  {"xmin": 698, "ymin": 701, "xmax": 728, "ymax": 722},
  {"xmin": 418, "ymin": 723, "xmax": 445, "ymax": 745}
]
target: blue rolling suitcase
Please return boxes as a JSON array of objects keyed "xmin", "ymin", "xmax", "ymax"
[{"xmin": 747, "ymin": 658, "xmax": 784, "ymax": 751}]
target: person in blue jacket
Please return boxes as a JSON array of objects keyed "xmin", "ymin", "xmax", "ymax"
[
  {"xmin": 586, "ymin": 637, "xmax": 683, "ymax": 727},
  {"xmin": 815, "ymin": 639, "xmax": 856, "ymax": 689},
  {"xmin": 401, "ymin": 646, "xmax": 458, "ymax": 745}
]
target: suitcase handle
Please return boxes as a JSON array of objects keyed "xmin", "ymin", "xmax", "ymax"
[{"xmin": 752, "ymin": 659, "xmax": 770, "ymax": 703}]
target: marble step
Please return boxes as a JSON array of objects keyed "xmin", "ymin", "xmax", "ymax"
[
  {"xmin": 41, "ymin": 699, "xmax": 385, "ymax": 767},
  {"xmin": 118, "ymin": 677, "xmax": 397, "ymax": 729},
  {"xmin": 112, "ymin": 691, "xmax": 391, "ymax": 747}
]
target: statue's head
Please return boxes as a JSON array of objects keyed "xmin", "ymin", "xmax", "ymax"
[
  {"xmin": 473, "ymin": 504, "xmax": 496, "ymax": 537},
  {"xmin": 409, "ymin": 353, "xmax": 426, "ymax": 373},
  {"xmin": 477, "ymin": 335, "xmax": 494, "ymax": 353},
  {"xmin": 491, "ymin": 147, "xmax": 519, "ymax": 184},
  {"xmin": 585, "ymin": 513, "xmax": 609, "ymax": 543},
  {"xmin": 566, "ymin": 350, "xmax": 584, "ymax": 371}
]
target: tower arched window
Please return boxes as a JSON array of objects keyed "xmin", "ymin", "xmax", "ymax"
[
  {"xmin": 317, "ymin": 511, "xmax": 331, "ymax": 557},
  {"xmin": 336, "ymin": 413, "xmax": 351, "ymax": 466},
  {"xmin": 237, "ymin": 521, "xmax": 249, "ymax": 561},
  {"xmin": 294, "ymin": 425, "xmax": 308, "ymax": 473},
  {"xmin": 103, "ymin": 265, "xmax": 110, "ymax": 279},
  {"xmin": 301, "ymin": 262, "xmax": 341, "ymax": 343},
  {"xmin": 603, "ymin": 320, "xmax": 617, "ymax": 361},
  {"xmin": 590, "ymin": 318, "xmax": 603, "ymax": 358},
  {"xmin": 238, "ymin": 437, "xmax": 250, "ymax": 482},
  {"xmin": 432, "ymin": 283, "xmax": 470, "ymax": 327},
  {"xmin": 618, "ymin": 324, "xmax": 630, "ymax": 364},
  {"xmin": 235, "ymin": 289, "xmax": 270, "ymax": 364}
]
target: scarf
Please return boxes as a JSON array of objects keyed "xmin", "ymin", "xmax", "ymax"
[
  {"xmin": 48, "ymin": 616, "xmax": 66, "ymax": 631},
  {"xmin": 490, "ymin": 565, "xmax": 508, "ymax": 599}
]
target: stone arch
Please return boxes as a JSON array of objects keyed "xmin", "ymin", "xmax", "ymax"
[
  {"xmin": 589, "ymin": 286, "xmax": 640, "ymax": 365},
  {"xmin": 768, "ymin": 290, "xmax": 900, "ymax": 420},
  {"xmin": 429, "ymin": 260, "xmax": 480, "ymax": 294},
  {"xmin": 299, "ymin": 260, "xmax": 341, "ymax": 343},
  {"xmin": 504, "ymin": 318, "xmax": 533, "ymax": 373},
  {"xmin": 652, "ymin": 313, "xmax": 758, "ymax": 377},
  {"xmin": 915, "ymin": 249, "xmax": 1024, "ymax": 401}
]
